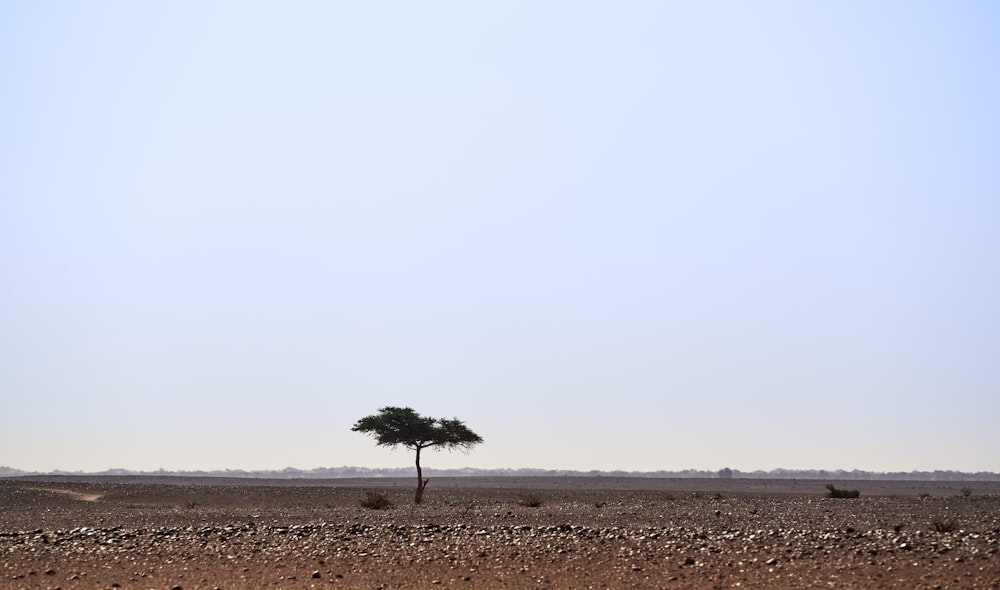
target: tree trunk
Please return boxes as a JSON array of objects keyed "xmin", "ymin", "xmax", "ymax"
[{"xmin": 414, "ymin": 445, "xmax": 426, "ymax": 504}]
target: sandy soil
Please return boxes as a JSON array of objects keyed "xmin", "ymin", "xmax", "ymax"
[{"xmin": 2, "ymin": 476, "xmax": 998, "ymax": 589}]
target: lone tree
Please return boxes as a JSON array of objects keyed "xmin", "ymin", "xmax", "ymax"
[{"xmin": 352, "ymin": 406, "xmax": 483, "ymax": 504}]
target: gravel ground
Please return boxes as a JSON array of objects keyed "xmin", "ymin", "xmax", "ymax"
[{"xmin": 2, "ymin": 477, "xmax": 998, "ymax": 589}]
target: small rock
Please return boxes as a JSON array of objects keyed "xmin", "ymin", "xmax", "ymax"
[{"xmin": 312, "ymin": 570, "xmax": 321, "ymax": 579}]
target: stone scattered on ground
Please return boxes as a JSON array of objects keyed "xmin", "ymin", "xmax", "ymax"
[{"xmin": 2, "ymin": 476, "xmax": 998, "ymax": 589}]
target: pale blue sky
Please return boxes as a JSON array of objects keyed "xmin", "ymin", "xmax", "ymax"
[{"xmin": 2, "ymin": 2, "xmax": 998, "ymax": 474}]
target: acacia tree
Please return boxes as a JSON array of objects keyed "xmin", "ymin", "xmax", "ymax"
[{"xmin": 352, "ymin": 406, "xmax": 483, "ymax": 504}]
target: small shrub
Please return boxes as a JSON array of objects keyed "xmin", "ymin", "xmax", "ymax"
[
  {"xmin": 825, "ymin": 484, "xmax": 860, "ymax": 499},
  {"xmin": 185, "ymin": 500, "xmax": 198, "ymax": 509},
  {"xmin": 918, "ymin": 493, "xmax": 931, "ymax": 499},
  {"xmin": 518, "ymin": 494, "xmax": 544, "ymax": 508},
  {"xmin": 960, "ymin": 488, "xmax": 972, "ymax": 497},
  {"xmin": 360, "ymin": 490, "xmax": 393, "ymax": 510},
  {"xmin": 931, "ymin": 518, "xmax": 958, "ymax": 533}
]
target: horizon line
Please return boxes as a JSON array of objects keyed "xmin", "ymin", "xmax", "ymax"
[{"xmin": 3, "ymin": 465, "xmax": 998, "ymax": 480}]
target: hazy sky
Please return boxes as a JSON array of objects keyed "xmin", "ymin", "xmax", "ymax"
[{"xmin": 3, "ymin": 2, "xmax": 999, "ymax": 474}]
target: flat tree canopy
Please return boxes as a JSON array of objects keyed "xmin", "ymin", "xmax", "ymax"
[{"xmin": 352, "ymin": 406, "xmax": 483, "ymax": 503}]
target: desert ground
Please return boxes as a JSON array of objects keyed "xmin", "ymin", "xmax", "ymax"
[{"xmin": 1, "ymin": 476, "xmax": 998, "ymax": 589}]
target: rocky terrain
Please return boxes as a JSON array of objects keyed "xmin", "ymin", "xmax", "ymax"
[{"xmin": 2, "ymin": 477, "xmax": 998, "ymax": 589}]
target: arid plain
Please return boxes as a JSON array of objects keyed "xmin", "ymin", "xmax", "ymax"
[{"xmin": 2, "ymin": 476, "xmax": 998, "ymax": 589}]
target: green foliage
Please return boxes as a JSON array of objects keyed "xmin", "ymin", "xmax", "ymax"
[
  {"xmin": 825, "ymin": 484, "xmax": 860, "ymax": 499},
  {"xmin": 352, "ymin": 406, "xmax": 483, "ymax": 451}
]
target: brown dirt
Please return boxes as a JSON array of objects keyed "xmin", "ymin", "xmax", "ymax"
[
  {"xmin": 1, "ymin": 477, "xmax": 998, "ymax": 589},
  {"xmin": 21, "ymin": 487, "xmax": 103, "ymax": 503}
]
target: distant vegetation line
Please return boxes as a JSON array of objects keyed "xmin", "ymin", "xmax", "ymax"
[{"xmin": 2, "ymin": 465, "xmax": 998, "ymax": 481}]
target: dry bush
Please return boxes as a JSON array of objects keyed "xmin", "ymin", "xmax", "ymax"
[
  {"xmin": 360, "ymin": 490, "xmax": 394, "ymax": 510},
  {"xmin": 931, "ymin": 518, "xmax": 958, "ymax": 533},
  {"xmin": 518, "ymin": 494, "xmax": 544, "ymax": 508},
  {"xmin": 825, "ymin": 484, "xmax": 860, "ymax": 499}
]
